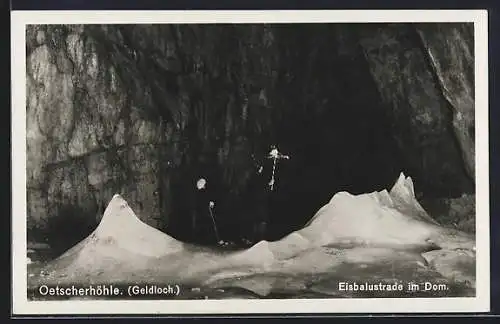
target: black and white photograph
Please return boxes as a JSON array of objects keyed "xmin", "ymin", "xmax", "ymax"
[{"xmin": 11, "ymin": 10, "xmax": 489, "ymax": 315}]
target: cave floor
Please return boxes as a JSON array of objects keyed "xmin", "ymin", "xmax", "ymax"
[{"xmin": 26, "ymin": 244, "xmax": 475, "ymax": 300}]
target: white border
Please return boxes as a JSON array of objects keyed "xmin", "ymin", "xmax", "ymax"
[{"xmin": 11, "ymin": 10, "xmax": 490, "ymax": 315}]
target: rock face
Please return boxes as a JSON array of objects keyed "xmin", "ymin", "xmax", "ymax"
[
  {"xmin": 415, "ymin": 24, "xmax": 475, "ymax": 180},
  {"xmin": 357, "ymin": 24, "xmax": 474, "ymax": 196},
  {"xmin": 25, "ymin": 23, "xmax": 475, "ymax": 249}
]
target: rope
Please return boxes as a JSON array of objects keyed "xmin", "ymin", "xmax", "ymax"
[{"xmin": 270, "ymin": 157, "xmax": 277, "ymax": 191}]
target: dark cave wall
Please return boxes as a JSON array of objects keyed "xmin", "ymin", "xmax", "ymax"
[
  {"xmin": 25, "ymin": 23, "xmax": 475, "ymax": 247},
  {"xmin": 357, "ymin": 23, "xmax": 474, "ymax": 197},
  {"xmin": 356, "ymin": 23, "xmax": 475, "ymax": 232},
  {"xmin": 415, "ymin": 23, "xmax": 475, "ymax": 181}
]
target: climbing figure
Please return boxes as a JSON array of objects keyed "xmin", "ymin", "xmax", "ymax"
[
  {"xmin": 266, "ymin": 145, "xmax": 290, "ymax": 191},
  {"xmin": 245, "ymin": 144, "xmax": 290, "ymax": 242}
]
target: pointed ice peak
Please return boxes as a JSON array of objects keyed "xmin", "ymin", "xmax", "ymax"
[
  {"xmin": 395, "ymin": 172, "xmax": 406, "ymax": 186},
  {"xmin": 390, "ymin": 171, "xmax": 415, "ymax": 198},
  {"xmin": 106, "ymin": 194, "xmax": 130, "ymax": 211},
  {"xmin": 405, "ymin": 177, "xmax": 415, "ymax": 197},
  {"xmin": 97, "ymin": 194, "xmax": 137, "ymax": 231}
]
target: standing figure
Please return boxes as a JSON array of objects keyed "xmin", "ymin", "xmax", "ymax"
[
  {"xmin": 266, "ymin": 145, "xmax": 290, "ymax": 191},
  {"xmin": 193, "ymin": 177, "xmax": 221, "ymax": 244},
  {"xmin": 248, "ymin": 145, "xmax": 290, "ymax": 241}
]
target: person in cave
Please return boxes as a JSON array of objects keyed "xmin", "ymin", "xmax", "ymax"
[
  {"xmin": 249, "ymin": 144, "xmax": 291, "ymax": 241},
  {"xmin": 192, "ymin": 177, "xmax": 221, "ymax": 245},
  {"xmin": 241, "ymin": 103, "xmax": 291, "ymax": 241}
]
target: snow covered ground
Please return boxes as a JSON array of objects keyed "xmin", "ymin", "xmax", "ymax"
[{"xmin": 27, "ymin": 173, "xmax": 475, "ymax": 299}]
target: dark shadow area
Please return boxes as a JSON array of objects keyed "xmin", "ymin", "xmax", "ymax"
[
  {"xmin": 265, "ymin": 48, "xmax": 405, "ymax": 240},
  {"xmin": 164, "ymin": 31, "xmax": 406, "ymax": 245},
  {"xmin": 33, "ymin": 205, "xmax": 98, "ymax": 257}
]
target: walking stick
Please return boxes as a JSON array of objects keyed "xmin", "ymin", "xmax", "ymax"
[
  {"xmin": 208, "ymin": 201, "xmax": 221, "ymax": 243},
  {"xmin": 196, "ymin": 178, "xmax": 221, "ymax": 244}
]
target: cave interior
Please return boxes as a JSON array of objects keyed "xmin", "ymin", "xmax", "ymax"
[{"xmin": 26, "ymin": 23, "xmax": 475, "ymax": 253}]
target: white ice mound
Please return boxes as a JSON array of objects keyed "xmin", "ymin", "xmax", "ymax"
[
  {"xmin": 95, "ymin": 194, "xmax": 184, "ymax": 256},
  {"xmin": 298, "ymin": 172, "xmax": 442, "ymax": 249},
  {"xmin": 33, "ymin": 194, "xmax": 187, "ymax": 286},
  {"xmin": 57, "ymin": 194, "xmax": 184, "ymax": 262},
  {"xmin": 230, "ymin": 240, "xmax": 276, "ymax": 269}
]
